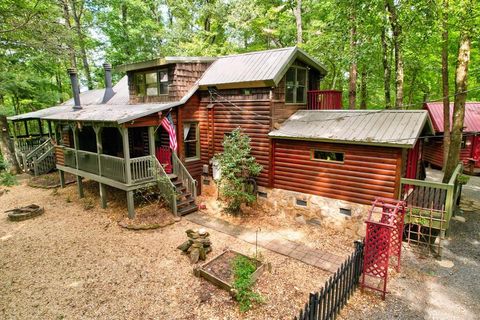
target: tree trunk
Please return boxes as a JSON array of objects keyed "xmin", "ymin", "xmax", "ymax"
[
  {"xmin": 0, "ymin": 115, "xmax": 21, "ymax": 174},
  {"xmin": 381, "ymin": 26, "xmax": 392, "ymax": 109},
  {"xmin": 70, "ymin": 0, "xmax": 93, "ymax": 90},
  {"xmin": 360, "ymin": 68, "xmax": 367, "ymax": 109},
  {"xmin": 348, "ymin": 3, "xmax": 357, "ymax": 110},
  {"xmin": 60, "ymin": 0, "xmax": 77, "ymax": 69},
  {"xmin": 293, "ymin": 0, "xmax": 303, "ymax": 45},
  {"xmin": 386, "ymin": 0, "xmax": 404, "ymax": 108},
  {"xmin": 443, "ymin": 32, "xmax": 470, "ymax": 183},
  {"xmin": 441, "ymin": 0, "xmax": 450, "ymax": 168}
]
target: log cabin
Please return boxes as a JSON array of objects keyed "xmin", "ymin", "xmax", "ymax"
[
  {"xmin": 423, "ymin": 102, "xmax": 480, "ymax": 174},
  {"xmin": 8, "ymin": 47, "xmax": 433, "ymax": 223}
]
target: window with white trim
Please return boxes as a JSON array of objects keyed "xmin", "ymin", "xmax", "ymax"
[
  {"xmin": 184, "ymin": 122, "xmax": 199, "ymax": 161},
  {"xmin": 285, "ymin": 66, "xmax": 307, "ymax": 104},
  {"xmin": 311, "ymin": 150, "xmax": 344, "ymax": 163}
]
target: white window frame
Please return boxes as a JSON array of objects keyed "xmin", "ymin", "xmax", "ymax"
[{"xmin": 183, "ymin": 121, "xmax": 200, "ymax": 162}]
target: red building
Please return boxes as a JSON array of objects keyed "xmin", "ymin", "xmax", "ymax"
[{"xmin": 423, "ymin": 102, "xmax": 480, "ymax": 174}]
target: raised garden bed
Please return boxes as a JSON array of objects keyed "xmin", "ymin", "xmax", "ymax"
[{"xmin": 194, "ymin": 249, "xmax": 266, "ymax": 296}]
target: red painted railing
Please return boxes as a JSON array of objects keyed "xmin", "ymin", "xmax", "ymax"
[{"xmin": 307, "ymin": 90, "xmax": 343, "ymax": 110}]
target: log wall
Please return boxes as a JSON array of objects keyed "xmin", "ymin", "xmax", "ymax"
[
  {"xmin": 272, "ymin": 139, "xmax": 403, "ymax": 205},
  {"xmin": 423, "ymin": 136, "xmax": 476, "ymax": 169}
]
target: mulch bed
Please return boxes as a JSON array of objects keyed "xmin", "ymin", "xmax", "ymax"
[{"xmin": 118, "ymin": 202, "xmax": 177, "ymax": 230}]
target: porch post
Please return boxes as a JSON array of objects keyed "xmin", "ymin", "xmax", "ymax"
[
  {"xmin": 24, "ymin": 120, "xmax": 29, "ymax": 136},
  {"xmin": 126, "ymin": 190, "xmax": 135, "ymax": 219},
  {"xmin": 47, "ymin": 121, "xmax": 53, "ymax": 139},
  {"xmin": 38, "ymin": 119, "xmax": 43, "ymax": 136},
  {"xmin": 148, "ymin": 126, "xmax": 155, "ymax": 156},
  {"xmin": 59, "ymin": 170, "xmax": 65, "ymax": 188},
  {"xmin": 72, "ymin": 124, "xmax": 83, "ymax": 198},
  {"xmin": 94, "ymin": 126, "xmax": 107, "ymax": 209},
  {"xmin": 121, "ymin": 127, "xmax": 132, "ymax": 184}
]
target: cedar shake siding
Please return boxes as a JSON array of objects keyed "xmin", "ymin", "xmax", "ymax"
[
  {"xmin": 128, "ymin": 62, "xmax": 211, "ymax": 104},
  {"xmin": 272, "ymin": 139, "xmax": 402, "ymax": 205}
]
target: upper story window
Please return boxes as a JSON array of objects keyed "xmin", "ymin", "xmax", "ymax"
[
  {"xmin": 135, "ymin": 69, "xmax": 169, "ymax": 97},
  {"xmin": 285, "ymin": 66, "xmax": 307, "ymax": 104}
]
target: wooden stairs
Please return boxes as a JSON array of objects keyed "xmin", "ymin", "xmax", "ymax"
[{"xmin": 168, "ymin": 174, "xmax": 198, "ymax": 216}]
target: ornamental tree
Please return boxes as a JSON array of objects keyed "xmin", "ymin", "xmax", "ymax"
[{"xmin": 215, "ymin": 128, "xmax": 263, "ymax": 214}]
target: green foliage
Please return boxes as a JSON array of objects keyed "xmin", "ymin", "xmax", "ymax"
[
  {"xmin": 215, "ymin": 128, "xmax": 262, "ymax": 214},
  {"xmin": 232, "ymin": 255, "xmax": 263, "ymax": 312},
  {"xmin": 0, "ymin": 172, "xmax": 17, "ymax": 186},
  {"xmin": 457, "ymin": 174, "xmax": 470, "ymax": 185}
]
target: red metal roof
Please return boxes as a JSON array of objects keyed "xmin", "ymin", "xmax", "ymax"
[{"xmin": 424, "ymin": 102, "xmax": 480, "ymax": 133}]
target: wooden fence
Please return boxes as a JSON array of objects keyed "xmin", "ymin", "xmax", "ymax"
[{"xmin": 294, "ymin": 241, "xmax": 364, "ymax": 320}]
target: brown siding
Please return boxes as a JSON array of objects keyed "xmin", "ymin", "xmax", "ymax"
[
  {"xmin": 54, "ymin": 145, "xmax": 64, "ymax": 166},
  {"xmin": 271, "ymin": 59, "xmax": 322, "ymax": 126},
  {"xmin": 272, "ymin": 139, "xmax": 402, "ymax": 205},
  {"xmin": 424, "ymin": 136, "xmax": 474, "ymax": 169},
  {"xmin": 128, "ymin": 62, "xmax": 211, "ymax": 104}
]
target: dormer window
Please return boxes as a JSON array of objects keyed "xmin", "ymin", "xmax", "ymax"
[
  {"xmin": 135, "ymin": 69, "xmax": 169, "ymax": 96},
  {"xmin": 285, "ymin": 66, "xmax": 307, "ymax": 104}
]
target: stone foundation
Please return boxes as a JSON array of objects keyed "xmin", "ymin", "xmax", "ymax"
[
  {"xmin": 256, "ymin": 186, "xmax": 369, "ymax": 237},
  {"xmin": 200, "ymin": 177, "xmax": 368, "ymax": 237}
]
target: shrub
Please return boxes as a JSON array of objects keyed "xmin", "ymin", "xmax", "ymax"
[
  {"xmin": 214, "ymin": 128, "xmax": 262, "ymax": 214},
  {"xmin": 0, "ymin": 172, "xmax": 17, "ymax": 186},
  {"xmin": 232, "ymin": 255, "xmax": 263, "ymax": 312}
]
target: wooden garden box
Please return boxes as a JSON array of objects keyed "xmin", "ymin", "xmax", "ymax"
[{"xmin": 194, "ymin": 249, "xmax": 266, "ymax": 296}]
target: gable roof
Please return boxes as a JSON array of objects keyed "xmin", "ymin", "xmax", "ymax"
[
  {"xmin": 269, "ymin": 110, "xmax": 433, "ymax": 148},
  {"xmin": 198, "ymin": 47, "xmax": 327, "ymax": 89},
  {"xmin": 116, "ymin": 56, "xmax": 217, "ymax": 73},
  {"xmin": 425, "ymin": 102, "xmax": 480, "ymax": 133}
]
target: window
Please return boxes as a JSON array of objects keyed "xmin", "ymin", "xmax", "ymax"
[
  {"xmin": 134, "ymin": 69, "xmax": 169, "ymax": 96},
  {"xmin": 285, "ymin": 66, "xmax": 307, "ymax": 104},
  {"xmin": 311, "ymin": 150, "xmax": 344, "ymax": 163},
  {"xmin": 461, "ymin": 136, "xmax": 467, "ymax": 149},
  {"xmin": 184, "ymin": 122, "xmax": 199, "ymax": 161}
]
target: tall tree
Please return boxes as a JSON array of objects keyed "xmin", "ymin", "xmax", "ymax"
[
  {"xmin": 441, "ymin": 0, "xmax": 450, "ymax": 167},
  {"xmin": 69, "ymin": 0, "xmax": 93, "ymax": 90},
  {"xmin": 348, "ymin": 0, "xmax": 357, "ymax": 109},
  {"xmin": 443, "ymin": 7, "xmax": 472, "ymax": 182},
  {"xmin": 293, "ymin": 0, "xmax": 303, "ymax": 45},
  {"xmin": 381, "ymin": 24, "xmax": 392, "ymax": 108},
  {"xmin": 385, "ymin": 0, "xmax": 404, "ymax": 109},
  {"xmin": 0, "ymin": 115, "xmax": 21, "ymax": 173},
  {"xmin": 360, "ymin": 67, "xmax": 367, "ymax": 109}
]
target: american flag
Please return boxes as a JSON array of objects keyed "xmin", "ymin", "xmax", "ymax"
[{"xmin": 161, "ymin": 112, "xmax": 177, "ymax": 151}]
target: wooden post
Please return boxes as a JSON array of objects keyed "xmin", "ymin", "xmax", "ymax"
[
  {"xmin": 38, "ymin": 119, "xmax": 43, "ymax": 136},
  {"xmin": 47, "ymin": 121, "xmax": 53, "ymax": 139},
  {"xmin": 77, "ymin": 175, "xmax": 84, "ymax": 198},
  {"xmin": 72, "ymin": 124, "xmax": 80, "ymax": 170},
  {"xmin": 94, "ymin": 126, "xmax": 106, "ymax": 208},
  {"xmin": 121, "ymin": 127, "xmax": 132, "ymax": 184},
  {"xmin": 59, "ymin": 170, "xmax": 65, "ymax": 188},
  {"xmin": 126, "ymin": 190, "xmax": 135, "ymax": 219},
  {"xmin": 24, "ymin": 120, "xmax": 29, "ymax": 136},
  {"xmin": 148, "ymin": 126, "xmax": 156, "ymax": 156}
]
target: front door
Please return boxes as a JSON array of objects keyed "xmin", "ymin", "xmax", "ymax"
[
  {"xmin": 156, "ymin": 146, "xmax": 172, "ymax": 173},
  {"xmin": 473, "ymin": 135, "xmax": 480, "ymax": 167}
]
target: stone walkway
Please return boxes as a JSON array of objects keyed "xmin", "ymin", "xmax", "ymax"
[{"xmin": 185, "ymin": 212, "xmax": 344, "ymax": 273}]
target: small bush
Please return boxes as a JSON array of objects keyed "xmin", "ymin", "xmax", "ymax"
[
  {"xmin": 214, "ymin": 128, "xmax": 262, "ymax": 214},
  {"xmin": 232, "ymin": 255, "xmax": 263, "ymax": 312},
  {"xmin": 0, "ymin": 172, "xmax": 17, "ymax": 186}
]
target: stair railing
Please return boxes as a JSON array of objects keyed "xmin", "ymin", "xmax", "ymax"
[
  {"xmin": 153, "ymin": 157, "xmax": 178, "ymax": 216},
  {"xmin": 33, "ymin": 145, "xmax": 56, "ymax": 176},
  {"xmin": 23, "ymin": 138, "xmax": 54, "ymax": 174},
  {"xmin": 171, "ymin": 152, "xmax": 197, "ymax": 200}
]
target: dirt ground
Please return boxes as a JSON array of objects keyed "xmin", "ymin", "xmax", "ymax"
[
  {"xmin": 338, "ymin": 170, "xmax": 480, "ymax": 320},
  {"xmin": 0, "ymin": 180, "xmax": 331, "ymax": 320}
]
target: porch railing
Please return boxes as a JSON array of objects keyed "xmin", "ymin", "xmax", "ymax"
[
  {"xmin": 153, "ymin": 157, "xmax": 178, "ymax": 215},
  {"xmin": 77, "ymin": 150, "xmax": 100, "ymax": 175},
  {"xmin": 100, "ymin": 154, "xmax": 126, "ymax": 183},
  {"xmin": 130, "ymin": 156, "xmax": 155, "ymax": 183},
  {"xmin": 19, "ymin": 138, "xmax": 55, "ymax": 175},
  {"xmin": 400, "ymin": 163, "xmax": 463, "ymax": 230},
  {"xmin": 307, "ymin": 90, "xmax": 343, "ymax": 110},
  {"xmin": 172, "ymin": 152, "xmax": 197, "ymax": 199}
]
